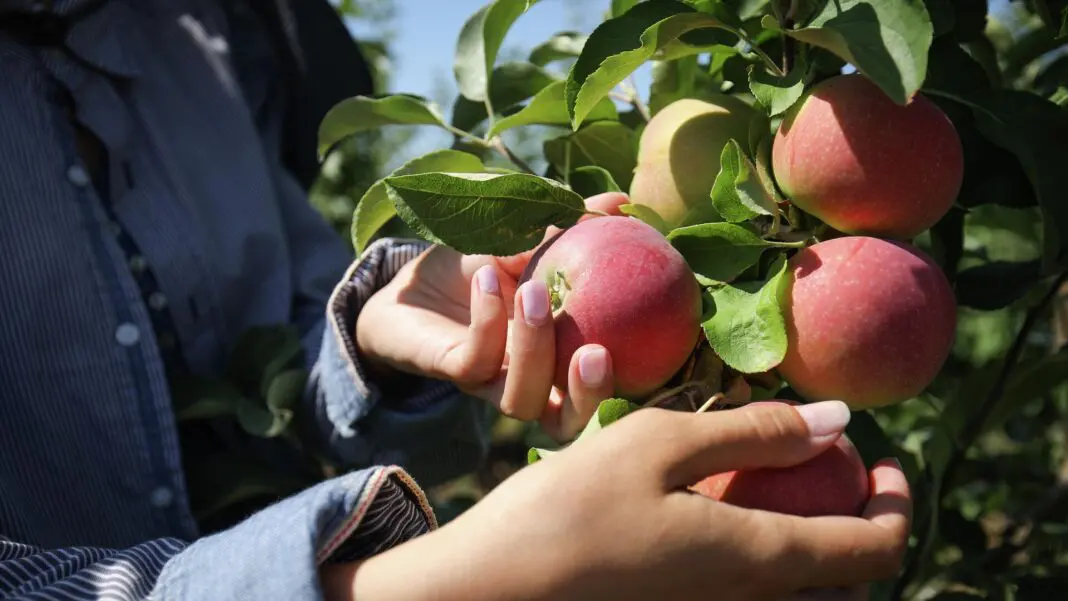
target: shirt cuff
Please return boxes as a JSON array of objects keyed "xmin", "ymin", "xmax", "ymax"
[
  {"xmin": 153, "ymin": 466, "xmax": 436, "ymax": 600},
  {"xmin": 307, "ymin": 238, "xmax": 494, "ymax": 489},
  {"xmin": 325, "ymin": 237, "xmax": 458, "ymax": 418}
]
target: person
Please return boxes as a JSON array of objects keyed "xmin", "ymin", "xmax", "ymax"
[{"xmin": 0, "ymin": 1, "xmax": 912, "ymax": 600}]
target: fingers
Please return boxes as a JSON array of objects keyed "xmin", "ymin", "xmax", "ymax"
[
  {"xmin": 493, "ymin": 279, "xmax": 557, "ymax": 421},
  {"xmin": 434, "ymin": 265, "xmax": 509, "ymax": 384},
  {"xmin": 579, "ymin": 191, "xmax": 630, "ymax": 219},
  {"xmin": 765, "ymin": 459, "xmax": 912, "ymax": 590},
  {"xmin": 645, "ymin": 400, "xmax": 852, "ymax": 489},
  {"xmin": 540, "ymin": 344, "xmax": 615, "ymax": 441}
]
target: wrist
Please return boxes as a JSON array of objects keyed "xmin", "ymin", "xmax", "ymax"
[{"xmin": 344, "ymin": 529, "xmax": 468, "ymax": 601}]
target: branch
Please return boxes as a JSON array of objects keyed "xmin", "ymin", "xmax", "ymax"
[
  {"xmin": 621, "ymin": 76, "xmax": 651, "ymax": 122},
  {"xmin": 893, "ymin": 271, "xmax": 1068, "ymax": 599},
  {"xmin": 490, "ymin": 137, "xmax": 537, "ymax": 175}
]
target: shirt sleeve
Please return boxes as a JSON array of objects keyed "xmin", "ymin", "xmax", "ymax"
[{"xmin": 0, "ymin": 466, "xmax": 436, "ymax": 601}]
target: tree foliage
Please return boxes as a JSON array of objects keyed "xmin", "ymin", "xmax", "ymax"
[{"xmin": 308, "ymin": 1, "xmax": 1068, "ymax": 599}]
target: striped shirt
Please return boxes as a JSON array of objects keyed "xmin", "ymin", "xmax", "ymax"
[{"xmin": 0, "ymin": 1, "xmax": 488, "ymax": 598}]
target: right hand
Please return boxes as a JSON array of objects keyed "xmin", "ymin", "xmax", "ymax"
[{"xmin": 331, "ymin": 400, "xmax": 912, "ymax": 601}]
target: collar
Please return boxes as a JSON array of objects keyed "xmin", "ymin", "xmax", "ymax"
[{"xmin": 1, "ymin": 0, "xmax": 140, "ymax": 79}]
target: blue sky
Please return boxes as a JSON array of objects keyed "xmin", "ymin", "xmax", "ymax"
[{"xmin": 344, "ymin": 0, "xmax": 1015, "ymax": 164}]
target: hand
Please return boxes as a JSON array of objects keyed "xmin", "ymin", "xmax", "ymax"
[
  {"xmin": 329, "ymin": 401, "xmax": 912, "ymax": 601},
  {"xmin": 355, "ymin": 192, "xmax": 629, "ymax": 440}
]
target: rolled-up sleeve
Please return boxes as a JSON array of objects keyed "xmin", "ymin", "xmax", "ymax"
[
  {"xmin": 0, "ymin": 466, "xmax": 435, "ymax": 601},
  {"xmin": 306, "ymin": 239, "xmax": 495, "ymax": 489}
]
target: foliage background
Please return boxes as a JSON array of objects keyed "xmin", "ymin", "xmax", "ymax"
[{"xmin": 306, "ymin": 1, "xmax": 1068, "ymax": 600}]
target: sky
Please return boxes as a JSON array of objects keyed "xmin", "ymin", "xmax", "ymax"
[{"xmin": 343, "ymin": 0, "xmax": 1016, "ymax": 164}]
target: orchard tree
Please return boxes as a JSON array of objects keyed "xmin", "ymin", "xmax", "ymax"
[{"xmin": 318, "ymin": 0, "xmax": 1068, "ymax": 599}]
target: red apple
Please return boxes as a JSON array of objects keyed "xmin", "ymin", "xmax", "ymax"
[
  {"xmin": 778, "ymin": 236, "xmax": 957, "ymax": 409},
  {"xmin": 692, "ymin": 429, "xmax": 869, "ymax": 518},
  {"xmin": 772, "ymin": 74, "xmax": 964, "ymax": 239},
  {"xmin": 525, "ymin": 216, "xmax": 702, "ymax": 399}
]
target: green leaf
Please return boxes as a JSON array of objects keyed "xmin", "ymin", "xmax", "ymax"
[
  {"xmin": 612, "ymin": 0, "xmax": 639, "ymax": 18},
  {"xmin": 667, "ymin": 222, "xmax": 774, "ymax": 282},
  {"xmin": 620, "ymin": 203, "xmax": 670, "ymax": 235},
  {"xmin": 543, "ymin": 121, "xmax": 639, "ymax": 190},
  {"xmin": 452, "ymin": 62, "xmax": 558, "ymax": 131},
  {"xmin": 487, "ymin": 81, "xmax": 617, "ymax": 137},
  {"xmin": 932, "ymin": 89, "xmax": 1068, "ymax": 271},
  {"xmin": 844, "ymin": 410, "xmax": 919, "ymax": 478},
  {"xmin": 352, "ymin": 150, "xmax": 486, "ymax": 253},
  {"xmin": 650, "ymin": 55, "xmax": 699, "ymax": 115},
  {"xmin": 709, "ymin": 139, "xmax": 778, "ymax": 223},
  {"xmin": 266, "ymin": 368, "xmax": 308, "ymax": 413},
  {"xmin": 529, "ymin": 31, "xmax": 587, "ymax": 66},
  {"xmin": 384, "ymin": 172, "xmax": 586, "ymax": 255},
  {"xmin": 172, "ymin": 378, "xmax": 245, "ymax": 422},
  {"xmin": 783, "ymin": 0, "xmax": 934, "ymax": 104},
  {"xmin": 702, "ymin": 255, "xmax": 790, "ymax": 373},
  {"xmin": 924, "ymin": 0, "xmax": 954, "ymax": 37},
  {"xmin": 527, "ymin": 447, "xmax": 558, "ymax": 464},
  {"xmin": 237, "ymin": 397, "xmax": 291, "ymax": 438},
  {"xmin": 318, "ymin": 95, "xmax": 449, "ymax": 158},
  {"xmin": 568, "ymin": 165, "xmax": 622, "ymax": 198},
  {"xmin": 748, "ymin": 64, "xmax": 807, "ymax": 116},
  {"xmin": 227, "ymin": 325, "xmax": 303, "ymax": 393},
  {"xmin": 454, "ymin": 0, "xmax": 540, "ymax": 102},
  {"xmin": 576, "ymin": 398, "xmax": 642, "ymax": 441},
  {"xmin": 954, "ymin": 260, "xmax": 1043, "ymax": 311},
  {"xmin": 752, "ymin": 128, "xmax": 785, "ymax": 203},
  {"xmin": 566, "ymin": 1, "xmax": 737, "ymax": 128},
  {"xmin": 992, "ymin": 350, "xmax": 1068, "ymax": 434}
]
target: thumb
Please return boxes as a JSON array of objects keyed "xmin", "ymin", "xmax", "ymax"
[{"xmin": 653, "ymin": 400, "xmax": 852, "ymax": 489}]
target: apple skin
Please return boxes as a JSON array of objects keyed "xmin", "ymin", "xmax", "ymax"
[
  {"xmin": 525, "ymin": 216, "xmax": 702, "ymax": 399},
  {"xmin": 778, "ymin": 236, "xmax": 957, "ymax": 410},
  {"xmin": 692, "ymin": 427, "xmax": 870, "ymax": 518},
  {"xmin": 629, "ymin": 96, "xmax": 758, "ymax": 229},
  {"xmin": 772, "ymin": 74, "xmax": 964, "ymax": 239}
]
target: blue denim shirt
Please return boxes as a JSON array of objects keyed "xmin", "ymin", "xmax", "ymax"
[{"xmin": 0, "ymin": 1, "xmax": 489, "ymax": 598}]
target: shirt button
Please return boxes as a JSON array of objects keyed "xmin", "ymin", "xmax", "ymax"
[
  {"xmin": 67, "ymin": 164, "xmax": 91, "ymax": 188},
  {"xmin": 148, "ymin": 292, "xmax": 168, "ymax": 311},
  {"xmin": 150, "ymin": 486, "xmax": 174, "ymax": 508},
  {"xmin": 115, "ymin": 323, "xmax": 140, "ymax": 346}
]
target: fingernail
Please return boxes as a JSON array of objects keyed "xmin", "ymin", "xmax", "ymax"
[
  {"xmin": 476, "ymin": 265, "xmax": 500, "ymax": 296},
  {"xmin": 578, "ymin": 347, "xmax": 608, "ymax": 387},
  {"xmin": 521, "ymin": 280, "xmax": 550, "ymax": 327},
  {"xmin": 795, "ymin": 401, "xmax": 851, "ymax": 438}
]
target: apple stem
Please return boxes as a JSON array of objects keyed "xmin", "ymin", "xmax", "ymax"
[
  {"xmin": 767, "ymin": 239, "xmax": 809, "ymax": 249},
  {"xmin": 695, "ymin": 393, "xmax": 726, "ymax": 414}
]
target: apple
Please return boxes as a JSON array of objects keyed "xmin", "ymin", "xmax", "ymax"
[
  {"xmin": 629, "ymin": 96, "xmax": 759, "ymax": 229},
  {"xmin": 524, "ymin": 215, "xmax": 702, "ymax": 399},
  {"xmin": 778, "ymin": 236, "xmax": 957, "ymax": 409},
  {"xmin": 692, "ymin": 428, "xmax": 869, "ymax": 518},
  {"xmin": 772, "ymin": 74, "xmax": 964, "ymax": 239}
]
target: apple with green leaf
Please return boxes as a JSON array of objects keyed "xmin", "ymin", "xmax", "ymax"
[{"xmin": 523, "ymin": 215, "xmax": 703, "ymax": 400}]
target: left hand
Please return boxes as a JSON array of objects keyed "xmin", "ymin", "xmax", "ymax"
[{"xmin": 355, "ymin": 192, "xmax": 629, "ymax": 440}]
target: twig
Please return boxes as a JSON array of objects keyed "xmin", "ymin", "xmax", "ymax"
[
  {"xmin": 622, "ymin": 76, "xmax": 651, "ymax": 122},
  {"xmin": 738, "ymin": 30, "xmax": 785, "ymax": 77},
  {"xmin": 490, "ymin": 137, "xmax": 537, "ymax": 175}
]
